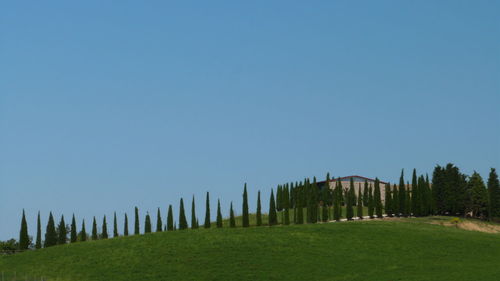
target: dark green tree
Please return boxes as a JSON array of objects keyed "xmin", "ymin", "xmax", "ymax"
[
  {"xmin": 178, "ymin": 198, "xmax": 188, "ymax": 230},
  {"xmin": 384, "ymin": 184, "xmax": 392, "ymax": 217},
  {"xmin": 488, "ymin": 168, "xmax": 500, "ymax": 219},
  {"xmin": 191, "ymin": 196, "xmax": 198, "ymax": 229},
  {"xmin": 411, "ymin": 169, "xmax": 419, "ymax": 216},
  {"xmin": 167, "ymin": 205, "xmax": 174, "ymax": 231},
  {"xmin": 256, "ymin": 191, "xmax": 262, "ymax": 226},
  {"xmin": 204, "ymin": 192, "xmax": 211, "ymax": 229},
  {"xmin": 71, "ymin": 214, "xmax": 78, "ymax": 243},
  {"xmin": 134, "ymin": 207, "xmax": 140, "ymax": 235},
  {"xmin": 216, "ymin": 199, "xmax": 223, "ymax": 228},
  {"xmin": 144, "ymin": 212, "xmax": 152, "ymax": 233},
  {"xmin": 19, "ymin": 209, "xmax": 29, "ymax": 250},
  {"xmin": 229, "ymin": 202, "xmax": 236, "ymax": 228},
  {"xmin": 242, "ymin": 183, "xmax": 250, "ymax": 227},
  {"xmin": 44, "ymin": 212, "xmax": 58, "ymax": 247},
  {"xmin": 101, "ymin": 216, "xmax": 108, "ymax": 239},
  {"xmin": 57, "ymin": 215, "xmax": 67, "ymax": 245},
  {"xmin": 296, "ymin": 187, "xmax": 304, "ymax": 224},
  {"xmin": 368, "ymin": 187, "xmax": 374, "ymax": 218},
  {"xmin": 113, "ymin": 212, "xmax": 119, "ymax": 237},
  {"xmin": 392, "ymin": 184, "xmax": 399, "ymax": 216},
  {"xmin": 333, "ymin": 179, "xmax": 342, "ymax": 221},
  {"xmin": 80, "ymin": 219, "xmax": 87, "ymax": 242},
  {"xmin": 157, "ymin": 208, "xmax": 163, "ymax": 232},
  {"xmin": 35, "ymin": 211, "xmax": 42, "ymax": 249},
  {"xmin": 363, "ymin": 180, "xmax": 369, "ymax": 206},
  {"xmin": 269, "ymin": 189, "xmax": 278, "ymax": 226},
  {"xmin": 284, "ymin": 185, "xmax": 290, "ymax": 225},
  {"xmin": 374, "ymin": 178, "xmax": 383, "ymax": 218},
  {"xmin": 276, "ymin": 185, "xmax": 283, "ymax": 212},
  {"xmin": 91, "ymin": 216, "xmax": 98, "ymax": 240},
  {"xmin": 466, "ymin": 172, "xmax": 489, "ymax": 218},
  {"xmin": 357, "ymin": 186, "xmax": 363, "ymax": 219},
  {"xmin": 124, "ymin": 213, "xmax": 129, "ymax": 236},
  {"xmin": 399, "ymin": 170, "xmax": 407, "ymax": 216},
  {"xmin": 346, "ymin": 178, "xmax": 355, "ymax": 220},
  {"xmin": 406, "ymin": 182, "xmax": 412, "ymax": 216}
]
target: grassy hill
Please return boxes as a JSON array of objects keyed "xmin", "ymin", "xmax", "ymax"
[{"xmin": 1, "ymin": 217, "xmax": 499, "ymax": 281}]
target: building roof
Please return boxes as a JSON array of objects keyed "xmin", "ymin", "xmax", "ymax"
[{"xmin": 319, "ymin": 175, "xmax": 388, "ymax": 185}]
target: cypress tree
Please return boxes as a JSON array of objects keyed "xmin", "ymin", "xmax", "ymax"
[
  {"xmin": 44, "ymin": 212, "xmax": 57, "ymax": 247},
  {"xmin": 35, "ymin": 211, "xmax": 42, "ymax": 249},
  {"xmin": 385, "ymin": 184, "xmax": 392, "ymax": 217},
  {"xmin": 57, "ymin": 215, "xmax": 67, "ymax": 245},
  {"xmin": 70, "ymin": 214, "xmax": 78, "ymax": 243},
  {"xmin": 411, "ymin": 169, "xmax": 419, "ymax": 216},
  {"xmin": 134, "ymin": 207, "xmax": 140, "ymax": 235},
  {"xmin": 242, "ymin": 183, "xmax": 250, "ymax": 227},
  {"xmin": 357, "ymin": 186, "xmax": 363, "ymax": 219},
  {"xmin": 296, "ymin": 188, "xmax": 304, "ymax": 224},
  {"xmin": 276, "ymin": 185, "xmax": 283, "ymax": 212},
  {"xmin": 178, "ymin": 198, "xmax": 188, "ymax": 230},
  {"xmin": 399, "ymin": 170, "xmax": 406, "ymax": 216},
  {"xmin": 19, "ymin": 209, "xmax": 29, "ymax": 250},
  {"xmin": 216, "ymin": 199, "xmax": 223, "ymax": 228},
  {"xmin": 191, "ymin": 196, "xmax": 198, "ymax": 229},
  {"xmin": 144, "ymin": 212, "xmax": 152, "ymax": 233},
  {"xmin": 113, "ymin": 212, "xmax": 119, "ymax": 237},
  {"xmin": 284, "ymin": 185, "xmax": 291, "ymax": 225},
  {"xmin": 101, "ymin": 216, "xmax": 108, "ymax": 239},
  {"xmin": 157, "ymin": 208, "xmax": 163, "ymax": 232},
  {"xmin": 333, "ymin": 179, "xmax": 342, "ymax": 221},
  {"xmin": 311, "ymin": 178, "xmax": 319, "ymax": 223},
  {"xmin": 204, "ymin": 192, "xmax": 211, "ymax": 229},
  {"xmin": 229, "ymin": 202, "xmax": 236, "ymax": 228},
  {"xmin": 466, "ymin": 172, "xmax": 489, "ymax": 218},
  {"xmin": 392, "ymin": 184, "xmax": 399, "ymax": 216},
  {"xmin": 368, "ymin": 187, "xmax": 374, "ymax": 218},
  {"xmin": 124, "ymin": 213, "xmax": 129, "ymax": 236},
  {"xmin": 80, "ymin": 219, "xmax": 87, "ymax": 242},
  {"xmin": 363, "ymin": 180, "xmax": 369, "ymax": 206},
  {"xmin": 346, "ymin": 178, "xmax": 354, "ymax": 220},
  {"xmin": 269, "ymin": 189, "xmax": 278, "ymax": 226},
  {"xmin": 256, "ymin": 191, "xmax": 262, "ymax": 226},
  {"xmin": 374, "ymin": 178, "xmax": 383, "ymax": 218},
  {"xmin": 488, "ymin": 168, "xmax": 500, "ymax": 219},
  {"xmin": 406, "ymin": 182, "xmax": 411, "ymax": 216},
  {"xmin": 167, "ymin": 205, "xmax": 174, "ymax": 231},
  {"xmin": 91, "ymin": 216, "xmax": 98, "ymax": 240}
]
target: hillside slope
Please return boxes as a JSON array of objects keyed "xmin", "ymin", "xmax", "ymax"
[{"xmin": 1, "ymin": 218, "xmax": 499, "ymax": 281}]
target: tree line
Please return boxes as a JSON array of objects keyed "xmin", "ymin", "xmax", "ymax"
[{"xmin": 13, "ymin": 164, "xmax": 500, "ymax": 251}]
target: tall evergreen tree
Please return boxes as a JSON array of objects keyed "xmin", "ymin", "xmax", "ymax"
[
  {"xmin": 157, "ymin": 208, "xmax": 163, "ymax": 232},
  {"xmin": 124, "ymin": 213, "xmax": 129, "ymax": 236},
  {"xmin": 167, "ymin": 205, "xmax": 174, "ymax": 231},
  {"xmin": 466, "ymin": 172, "xmax": 489, "ymax": 218},
  {"xmin": 406, "ymin": 182, "xmax": 412, "ymax": 216},
  {"xmin": 333, "ymin": 179, "xmax": 342, "ymax": 221},
  {"xmin": 71, "ymin": 214, "xmax": 78, "ymax": 243},
  {"xmin": 411, "ymin": 169, "xmax": 419, "ymax": 216},
  {"xmin": 357, "ymin": 186, "xmax": 363, "ymax": 219},
  {"xmin": 392, "ymin": 184, "xmax": 399, "ymax": 216},
  {"xmin": 216, "ymin": 199, "xmax": 223, "ymax": 228},
  {"xmin": 242, "ymin": 183, "xmax": 250, "ymax": 227},
  {"xmin": 101, "ymin": 216, "xmax": 108, "ymax": 239},
  {"xmin": 346, "ymin": 178, "xmax": 355, "ymax": 220},
  {"xmin": 134, "ymin": 207, "xmax": 140, "ymax": 235},
  {"xmin": 276, "ymin": 185, "xmax": 283, "ymax": 212},
  {"xmin": 19, "ymin": 210, "xmax": 29, "ymax": 250},
  {"xmin": 256, "ymin": 191, "xmax": 262, "ymax": 226},
  {"xmin": 80, "ymin": 219, "xmax": 87, "ymax": 242},
  {"xmin": 44, "ymin": 212, "xmax": 58, "ymax": 247},
  {"xmin": 191, "ymin": 196, "xmax": 198, "ymax": 229},
  {"xmin": 269, "ymin": 189, "xmax": 278, "ymax": 226},
  {"xmin": 204, "ymin": 192, "xmax": 211, "ymax": 229},
  {"xmin": 384, "ymin": 184, "xmax": 392, "ymax": 217},
  {"xmin": 284, "ymin": 185, "xmax": 291, "ymax": 225},
  {"xmin": 399, "ymin": 170, "xmax": 407, "ymax": 216},
  {"xmin": 368, "ymin": 187, "xmax": 374, "ymax": 218},
  {"xmin": 363, "ymin": 180, "xmax": 369, "ymax": 206},
  {"xmin": 35, "ymin": 211, "xmax": 42, "ymax": 249},
  {"xmin": 374, "ymin": 178, "xmax": 383, "ymax": 218},
  {"xmin": 57, "ymin": 215, "xmax": 67, "ymax": 245},
  {"xmin": 144, "ymin": 212, "xmax": 152, "ymax": 233},
  {"xmin": 229, "ymin": 202, "xmax": 236, "ymax": 228},
  {"xmin": 91, "ymin": 216, "xmax": 98, "ymax": 240},
  {"xmin": 113, "ymin": 212, "xmax": 119, "ymax": 237},
  {"xmin": 488, "ymin": 168, "xmax": 500, "ymax": 219},
  {"xmin": 178, "ymin": 198, "xmax": 188, "ymax": 230},
  {"xmin": 296, "ymin": 187, "xmax": 304, "ymax": 224}
]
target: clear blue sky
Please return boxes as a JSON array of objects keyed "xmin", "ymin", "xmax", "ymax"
[{"xmin": 1, "ymin": 1, "xmax": 499, "ymax": 240}]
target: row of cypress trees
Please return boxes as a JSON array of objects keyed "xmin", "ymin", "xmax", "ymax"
[{"xmin": 18, "ymin": 166, "xmax": 500, "ymax": 250}]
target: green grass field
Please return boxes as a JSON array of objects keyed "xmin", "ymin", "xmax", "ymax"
[{"xmin": 1, "ymin": 216, "xmax": 499, "ymax": 281}]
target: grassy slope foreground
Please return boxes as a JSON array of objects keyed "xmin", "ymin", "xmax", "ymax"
[{"xmin": 1, "ymin": 218, "xmax": 499, "ymax": 281}]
